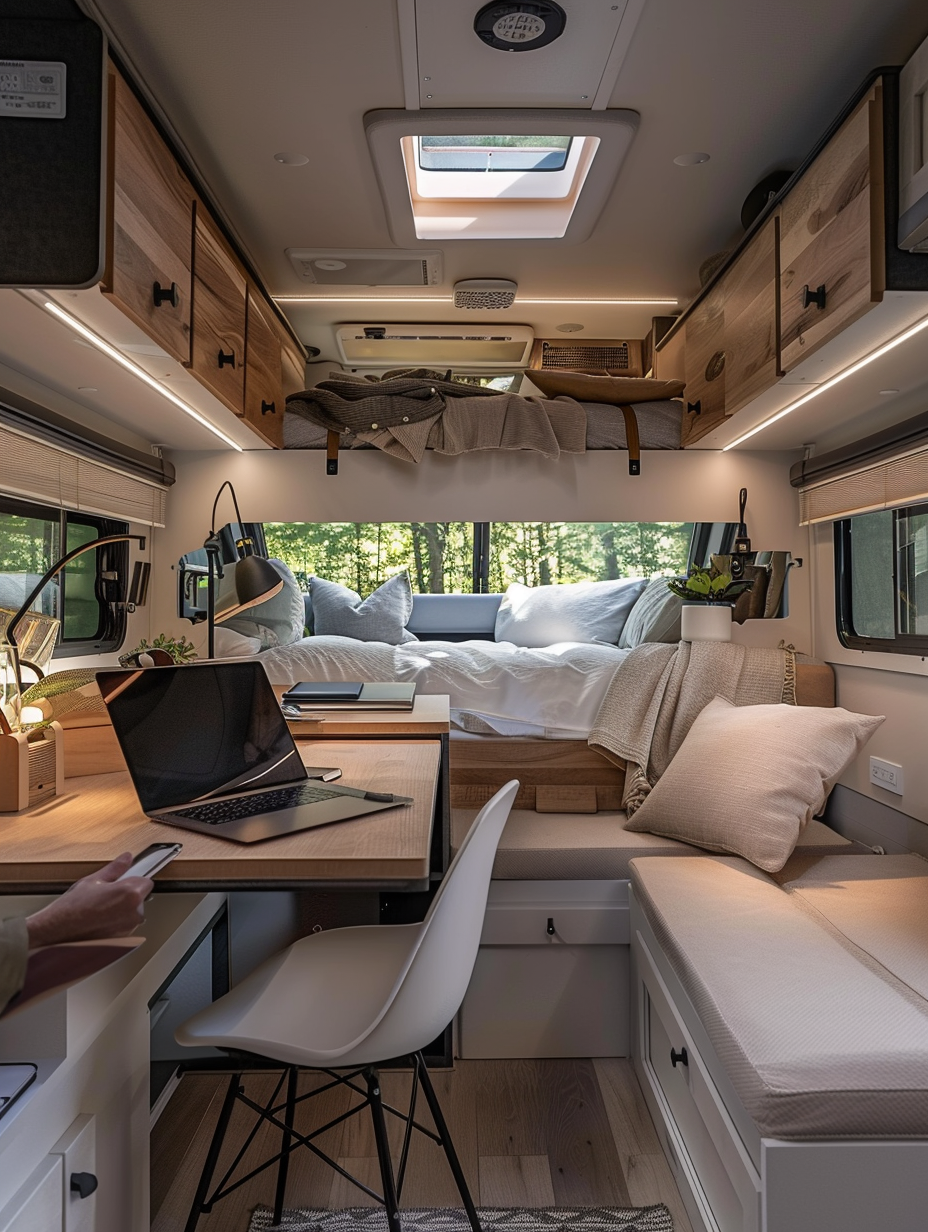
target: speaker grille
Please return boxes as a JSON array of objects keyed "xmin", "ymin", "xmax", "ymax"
[
  {"xmin": 453, "ymin": 288, "xmax": 517, "ymax": 309},
  {"xmin": 541, "ymin": 342, "xmax": 630, "ymax": 369}
]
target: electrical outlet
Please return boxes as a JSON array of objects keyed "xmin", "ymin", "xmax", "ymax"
[{"xmin": 870, "ymin": 756, "xmax": 904, "ymax": 796}]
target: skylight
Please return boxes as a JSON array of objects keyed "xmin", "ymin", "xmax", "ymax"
[{"xmin": 418, "ymin": 136, "xmax": 572, "ymax": 173}]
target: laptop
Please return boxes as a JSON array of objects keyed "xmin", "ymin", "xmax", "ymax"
[{"xmin": 96, "ymin": 661, "xmax": 412, "ymax": 843}]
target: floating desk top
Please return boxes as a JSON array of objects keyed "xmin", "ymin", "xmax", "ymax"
[
  {"xmin": 0, "ymin": 740, "xmax": 440, "ymax": 892},
  {"xmin": 273, "ymin": 690, "xmax": 450, "ymax": 737}
]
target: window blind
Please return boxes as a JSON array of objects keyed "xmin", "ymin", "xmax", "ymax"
[{"xmin": 0, "ymin": 421, "xmax": 168, "ymax": 526}]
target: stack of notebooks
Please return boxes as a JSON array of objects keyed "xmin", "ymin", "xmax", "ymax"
[{"xmin": 281, "ymin": 681, "xmax": 417, "ymax": 711}]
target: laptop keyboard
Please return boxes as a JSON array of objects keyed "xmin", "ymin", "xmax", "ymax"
[{"xmin": 168, "ymin": 782, "xmax": 346, "ymax": 826}]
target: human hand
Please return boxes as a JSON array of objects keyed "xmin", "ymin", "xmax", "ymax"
[{"xmin": 25, "ymin": 853, "xmax": 155, "ymax": 949}]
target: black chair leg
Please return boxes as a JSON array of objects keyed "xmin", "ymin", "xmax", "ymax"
[
  {"xmin": 415, "ymin": 1053, "xmax": 482, "ymax": 1232},
  {"xmin": 185, "ymin": 1072, "xmax": 241, "ymax": 1232},
  {"xmin": 367, "ymin": 1068, "xmax": 403, "ymax": 1232},
  {"xmin": 273, "ymin": 1065, "xmax": 298, "ymax": 1227}
]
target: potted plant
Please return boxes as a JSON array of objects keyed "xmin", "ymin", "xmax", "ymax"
[{"xmin": 666, "ymin": 565, "xmax": 754, "ymax": 641}]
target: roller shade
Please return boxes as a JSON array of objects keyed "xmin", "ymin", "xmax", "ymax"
[
  {"xmin": 791, "ymin": 409, "xmax": 928, "ymax": 524},
  {"xmin": 0, "ymin": 420, "xmax": 168, "ymax": 526}
]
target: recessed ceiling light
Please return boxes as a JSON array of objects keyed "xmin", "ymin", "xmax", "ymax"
[
  {"xmin": 314, "ymin": 259, "xmax": 347, "ymax": 271},
  {"xmin": 273, "ymin": 152, "xmax": 309, "ymax": 166},
  {"xmin": 673, "ymin": 152, "xmax": 710, "ymax": 166},
  {"xmin": 556, "ymin": 322, "xmax": 584, "ymax": 332}
]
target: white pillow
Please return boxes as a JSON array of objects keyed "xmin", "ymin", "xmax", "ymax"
[
  {"xmin": 213, "ymin": 626, "xmax": 263, "ymax": 658},
  {"xmin": 494, "ymin": 577, "xmax": 647, "ymax": 648}
]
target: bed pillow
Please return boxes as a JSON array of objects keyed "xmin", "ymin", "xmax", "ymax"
[
  {"xmin": 527, "ymin": 371, "xmax": 685, "ymax": 405},
  {"xmin": 219, "ymin": 558, "xmax": 306, "ymax": 651},
  {"xmin": 619, "ymin": 577, "xmax": 683, "ymax": 647},
  {"xmin": 494, "ymin": 577, "xmax": 647, "ymax": 648},
  {"xmin": 625, "ymin": 696, "xmax": 884, "ymax": 872},
  {"xmin": 213, "ymin": 626, "xmax": 263, "ymax": 658},
  {"xmin": 310, "ymin": 571, "xmax": 417, "ymax": 644}
]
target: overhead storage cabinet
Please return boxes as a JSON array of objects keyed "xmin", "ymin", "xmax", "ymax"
[{"xmin": 243, "ymin": 286, "xmax": 284, "ymax": 447}]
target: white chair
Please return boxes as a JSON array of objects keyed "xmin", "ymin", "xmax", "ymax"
[{"xmin": 176, "ymin": 780, "xmax": 519, "ymax": 1232}]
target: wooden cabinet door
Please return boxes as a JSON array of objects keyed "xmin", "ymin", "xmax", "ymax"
[
  {"xmin": 190, "ymin": 205, "xmax": 246, "ymax": 414},
  {"xmin": 243, "ymin": 287, "xmax": 283, "ymax": 447},
  {"xmin": 102, "ymin": 70, "xmax": 195, "ymax": 365},
  {"xmin": 779, "ymin": 84, "xmax": 885, "ymax": 372},
  {"xmin": 724, "ymin": 216, "xmax": 779, "ymax": 414},
  {"xmin": 681, "ymin": 284, "xmax": 727, "ymax": 445}
]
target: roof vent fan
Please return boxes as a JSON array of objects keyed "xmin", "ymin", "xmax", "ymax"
[{"xmin": 453, "ymin": 279, "xmax": 518, "ymax": 309}]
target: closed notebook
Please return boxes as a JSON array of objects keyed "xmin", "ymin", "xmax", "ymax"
[
  {"xmin": 282, "ymin": 681, "xmax": 364, "ymax": 703},
  {"xmin": 287, "ymin": 682, "xmax": 416, "ymax": 710}
]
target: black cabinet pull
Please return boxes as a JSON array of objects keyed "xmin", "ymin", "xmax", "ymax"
[
  {"xmin": 686, "ymin": 400, "xmax": 701, "ymax": 415},
  {"xmin": 261, "ymin": 400, "xmax": 276, "ymax": 415},
  {"xmin": 670, "ymin": 1047, "xmax": 688, "ymax": 1068},
  {"xmin": 152, "ymin": 281, "xmax": 179, "ymax": 308},
  {"xmin": 802, "ymin": 283, "xmax": 827, "ymax": 310},
  {"xmin": 70, "ymin": 1172, "xmax": 98, "ymax": 1199},
  {"xmin": 546, "ymin": 917, "xmax": 555, "ymax": 936},
  {"xmin": 218, "ymin": 350, "xmax": 235, "ymax": 369}
]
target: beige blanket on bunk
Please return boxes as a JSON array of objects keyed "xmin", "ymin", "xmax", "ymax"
[{"xmin": 588, "ymin": 640, "xmax": 796, "ymax": 814}]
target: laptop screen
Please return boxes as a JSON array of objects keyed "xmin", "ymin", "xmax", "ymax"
[{"xmin": 97, "ymin": 661, "xmax": 306, "ymax": 812}]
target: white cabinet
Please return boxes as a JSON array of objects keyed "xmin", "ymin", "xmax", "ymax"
[{"xmin": 0, "ymin": 1156, "xmax": 63, "ymax": 1232}]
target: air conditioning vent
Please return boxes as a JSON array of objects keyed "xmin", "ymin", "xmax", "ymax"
[
  {"xmin": 286, "ymin": 249, "xmax": 443, "ymax": 286},
  {"xmin": 530, "ymin": 338, "xmax": 644, "ymax": 375},
  {"xmin": 336, "ymin": 324, "xmax": 534, "ymax": 367},
  {"xmin": 453, "ymin": 279, "xmax": 518, "ymax": 309}
]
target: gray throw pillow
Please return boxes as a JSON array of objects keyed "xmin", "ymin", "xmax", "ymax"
[
  {"xmin": 310, "ymin": 572, "xmax": 417, "ymax": 644},
  {"xmin": 219, "ymin": 558, "xmax": 306, "ymax": 651},
  {"xmin": 619, "ymin": 577, "xmax": 683, "ymax": 648},
  {"xmin": 494, "ymin": 577, "xmax": 647, "ymax": 647}
]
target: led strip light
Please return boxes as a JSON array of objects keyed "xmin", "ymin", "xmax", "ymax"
[
  {"xmin": 42, "ymin": 301, "xmax": 244, "ymax": 451},
  {"xmin": 274, "ymin": 296, "xmax": 679, "ymax": 306}
]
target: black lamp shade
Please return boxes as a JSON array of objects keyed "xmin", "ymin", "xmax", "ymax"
[{"xmin": 214, "ymin": 557, "xmax": 283, "ymax": 624}]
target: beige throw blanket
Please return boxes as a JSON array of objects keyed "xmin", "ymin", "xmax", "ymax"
[{"xmin": 588, "ymin": 641, "xmax": 796, "ymax": 814}]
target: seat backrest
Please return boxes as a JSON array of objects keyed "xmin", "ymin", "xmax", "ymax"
[{"xmin": 360, "ymin": 779, "xmax": 518, "ymax": 1060}]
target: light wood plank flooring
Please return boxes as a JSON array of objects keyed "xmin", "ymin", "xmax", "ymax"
[{"xmin": 151, "ymin": 1060, "xmax": 693, "ymax": 1232}]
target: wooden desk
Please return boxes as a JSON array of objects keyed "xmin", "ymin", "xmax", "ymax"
[{"xmin": 0, "ymin": 740, "xmax": 440, "ymax": 893}]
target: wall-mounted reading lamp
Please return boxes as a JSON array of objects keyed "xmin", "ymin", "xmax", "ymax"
[{"xmin": 204, "ymin": 482, "xmax": 283, "ymax": 658}]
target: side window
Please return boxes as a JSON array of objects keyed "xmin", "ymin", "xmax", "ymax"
[
  {"xmin": 836, "ymin": 506, "xmax": 928, "ymax": 653},
  {"xmin": 0, "ymin": 496, "xmax": 130, "ymax": 658}
]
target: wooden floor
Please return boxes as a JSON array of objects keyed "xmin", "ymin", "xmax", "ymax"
[{"xmin": 151, "ymin": 1059, "xmax": 693, "ymax": 1232}]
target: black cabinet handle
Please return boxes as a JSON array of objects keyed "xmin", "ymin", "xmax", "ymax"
[
  {"xmin": 802, "ymin": 283, "xmax": 827, "ymax": 310},
  {"xmin": 152, "ymin": 281, "xmax": 179, "ymax": 308},
  {"xmin": 686, "ymin": 400, "xmax": 701, "ymax": 415},
  {"xmin": 70, "ymin": 1172, "xmax": 98, "ymax": 1200},
  {"xmin": 546, "ymin": 917, "xmax": 555, "ymax": 936},
  {"xmin": 218, "ymin": 350, "xmax": 236, "ymax": 369},
  {"xmin": 670, "ymin": 1047, "xmax": 688, "ymax": 1068},
  {"xmin": 261, "ymin": 400, "xmax": 276, "ymax": 415}
]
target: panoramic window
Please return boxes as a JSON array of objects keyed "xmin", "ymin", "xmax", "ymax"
[
  {"xmin": 836, "ymin": 505, "xmax": 928, "ymax": 652},
  {"xmin": 0, "ymin": 495, "xmax": 130, "ymax": 657},
  {"xmin": 264, "ymin": 522, "xmax": 694, "ymax": 596}
]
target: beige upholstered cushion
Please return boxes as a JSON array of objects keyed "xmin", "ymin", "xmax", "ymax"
[
  {"xmin": 451, "ymin": 808, "xmax": 859, "ymax": 881},
  {"xmin": 624, "ymin": 696, "xmax": 884, "ymax": 872},
  {"xmin": 527, "ymin": 371, "xmax": 685, "ymax": 404},
  {"xmin": 631, "ymin": 854, "xmax": 928, "ymax": 1139},
  {"xmin": 618, "ymin": 577, "xmax": 683, "ymax": 647}
]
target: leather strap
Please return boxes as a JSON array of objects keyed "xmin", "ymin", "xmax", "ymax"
[
  {"xmin": 619, "ymin": 404, "xmax": 641, "ymax": 476},
  {"xmin": 326, "ymin": 430, "xmax": 339, "ymax": 476}
]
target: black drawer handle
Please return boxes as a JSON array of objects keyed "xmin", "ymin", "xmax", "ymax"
[
  {"xmin": 670, "ymin": 1046, "xmax": 688, "ymax": 1068},
  {"xmin": 70, "ymin": 1172, "xmax": 98, "ymax": 1200},
  {"xmin": 261, "ymin": 400, "xmax": 277, "ymax": 415},
  {"xmin": 802, "ymin": 283, "xmax": 827, "ymax": 310},
  {"xmin": 152, "ymin": 281, "xmax": 179, "ymax": 308},
  {"xmin": 546, "ymin": 917, "xmax": 555, "ymax": 936},
  {"xmin": 218, "ymin": 349, "xmax": 236, "ymax": 369},
  {"xmin": 686, "ymin": 400, "xmax": 701, "ymax": 415}
]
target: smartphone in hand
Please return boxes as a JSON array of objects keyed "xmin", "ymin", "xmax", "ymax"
[{"xmin": 117, "ymin": 842, "xmax": 182, "ymax": 880}]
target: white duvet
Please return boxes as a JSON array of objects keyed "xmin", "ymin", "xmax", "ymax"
[{"xmin": 256, "ymin": 636, "xmax": 628, "ymax": 738}]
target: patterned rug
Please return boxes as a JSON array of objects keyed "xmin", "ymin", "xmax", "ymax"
[{"xmin": 247, "ymin": 1207, "xmax": 674, "ymax": 1232}]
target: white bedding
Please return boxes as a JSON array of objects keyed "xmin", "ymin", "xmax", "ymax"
[{"xmin": 256, "ymin": 636, "xmax": 628, "ymax": 738}]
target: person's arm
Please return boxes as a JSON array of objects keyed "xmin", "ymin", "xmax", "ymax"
[
  {"xmin": 24, "ymin": 853, "xmax": 154, "ymax": 949},
  {"xmin": 0, "ymin": 917, "xmax": 29, "ymax": 1010}
]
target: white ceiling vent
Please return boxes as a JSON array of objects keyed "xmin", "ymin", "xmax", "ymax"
[
  {"xmin": 286, "ymin": 249, "xmax": 443, "ymax": 286},
  {"xmin": 453, "ymin": 279, "xmax": 518, "ymax": 309},
  {"xmin": 336, "ymin": 324, "xmax": 534, "ymax": 367}
]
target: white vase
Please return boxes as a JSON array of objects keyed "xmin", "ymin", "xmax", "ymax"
[{"xmin": 680, "ymin": 602, "xmax": 732, "ymax": 642}]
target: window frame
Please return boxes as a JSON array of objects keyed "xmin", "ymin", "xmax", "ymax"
[
  {"xmin": 0, "ymin": 493, "xmax": 130, "ymax": 658},
  {"xmin": 835, "ymin": 506, "xmax": 928, "ymax": 656}
]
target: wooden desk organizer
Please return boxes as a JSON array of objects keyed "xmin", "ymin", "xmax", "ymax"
[{"xmin": 0, "ymin": 722, "xmax": 65, "ymax": 812}]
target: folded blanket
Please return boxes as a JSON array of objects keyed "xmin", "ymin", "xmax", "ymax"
[{"xmin": 588, "ymin": 641, "xmax": 796, "ymax": 813}]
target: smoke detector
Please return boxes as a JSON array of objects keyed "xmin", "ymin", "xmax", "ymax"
[{"xmin": 453, "ymin": 279, "xmax": 518, "ymax": 309}]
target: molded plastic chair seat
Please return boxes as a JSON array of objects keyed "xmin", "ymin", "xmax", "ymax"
[{"xmin": 175, "ymin": 780, "xmax": 519, "ymax": 1232}]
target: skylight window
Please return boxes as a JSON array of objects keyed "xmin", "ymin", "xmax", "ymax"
[{"xmin": 418, "ymin": 136, "xmax": 572, "ymax": 173}]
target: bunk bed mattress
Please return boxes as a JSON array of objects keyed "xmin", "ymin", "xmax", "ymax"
[{"xmin": 257, "ymin": 636, "xmax": 628, "ymax": 738}]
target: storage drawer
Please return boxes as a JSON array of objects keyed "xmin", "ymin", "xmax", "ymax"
[
  {"xmin": 481, "ymin": 902, "xmax": 628, "ymax": 946},
  {"xmin": 50, "ymin": 1115, "xmax": 96, "ymax": 1232},
  {"xmin": 779, "ymin": 84, "xmax": 884, "ymax": 372},
  {"xmin": 0, "ymin": 1155, "xmax": 63, "ymax": 1232},
  {"xmin": 637, "ymin": 933, "xmax": 760, "ymax": 1232}
]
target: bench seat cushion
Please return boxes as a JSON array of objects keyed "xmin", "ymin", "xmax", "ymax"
[
  {"xmin": 451, "ymin": 809, "xmax": 859, "ymax": 881},
  {"xmin": 630, "ymin": 854, "xmax": 928, "ymax": 1139}
]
